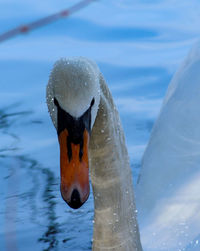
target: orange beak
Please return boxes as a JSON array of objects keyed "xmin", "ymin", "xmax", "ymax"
[{"xmin": 58, "ymin": 128, "xmax": 90, "ymax": 209}]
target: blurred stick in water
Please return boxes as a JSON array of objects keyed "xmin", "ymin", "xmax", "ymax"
[{"xmin": 0, "ymin": 0, "xmax": 97, "ymax": 43}]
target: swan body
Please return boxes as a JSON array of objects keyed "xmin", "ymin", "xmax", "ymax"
[
  {"xmin": 136, "ymin": 43, "xmax": 200, "ymax": 250},
  {"xmin": 46, "ymin": 57, "xmax": 142, "ymax": 250}
]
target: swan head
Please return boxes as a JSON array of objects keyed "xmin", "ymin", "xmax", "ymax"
[{"xmin": 46, "ymin": 57, "xmax": 100, "ymax": 209}]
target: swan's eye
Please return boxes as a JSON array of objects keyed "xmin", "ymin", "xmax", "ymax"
[
  {"xmin": 90, "ymin": 98, "xmax": 95, "ymax": 108},
  {"xmin": 54, "ymin": 97, "xmax": 59, "ymax": 107}
]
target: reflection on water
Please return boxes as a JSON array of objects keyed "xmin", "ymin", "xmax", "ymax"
[
  {"xmin": 38, "ymin": 165, "xmax": 60, "ymax": 251},
  {"xmin": 3, "ymin": 155, "xmax": 61, "ymax": 251},
  {"xmin": 4, "ymin": 157, "xmax": 19, "ymax": 251},
  {"xmin": 0, "ymin": 104, "xmax": 31, "ymax": 156},
  {"xmin": 0, "ymin": 106, "xmax": 61, "ymax": 251}
]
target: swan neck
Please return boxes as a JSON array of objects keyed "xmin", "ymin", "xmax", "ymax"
[{"xmin": 89, "ymin": 75, "xmax": 143, "ymax": 251}]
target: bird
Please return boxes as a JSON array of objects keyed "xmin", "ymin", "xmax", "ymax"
[
  {"xmin": 46, "ymin": 57, "xmax": 143, "ymax": 251},
  {"xmin": 136, "ymin": 42, "xmax": 200, "ymax": 251}
]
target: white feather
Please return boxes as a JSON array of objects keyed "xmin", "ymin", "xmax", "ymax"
[{"xmin": 46, "ymin": 57, "xmax": 100, "ymax": 129}]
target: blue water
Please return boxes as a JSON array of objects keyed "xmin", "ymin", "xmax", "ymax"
[{"xmin": 0, "ymin": 0, "xmax": 200, "ymax": 250}]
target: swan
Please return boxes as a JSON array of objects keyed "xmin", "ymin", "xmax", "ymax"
[
  {"xmin": 136, "ymin": 42, "xmax": 200, "ymax": 251},
  {"xmin": 46, "ymin": 57, "xmax": 143, "ymax": 251}
]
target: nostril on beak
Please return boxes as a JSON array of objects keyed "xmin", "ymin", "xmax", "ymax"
[{"xmin": 69, "ymin": 189, "xmax": 83, "ymax": 209}]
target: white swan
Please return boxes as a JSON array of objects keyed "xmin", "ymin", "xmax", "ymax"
[
  {"xmin": 136, "ymin": 42, "xmax": 200, "ymax": 251},
  {"xmin": 46, "ymin": 57, "xmax": 143, "ymax": 251}
]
